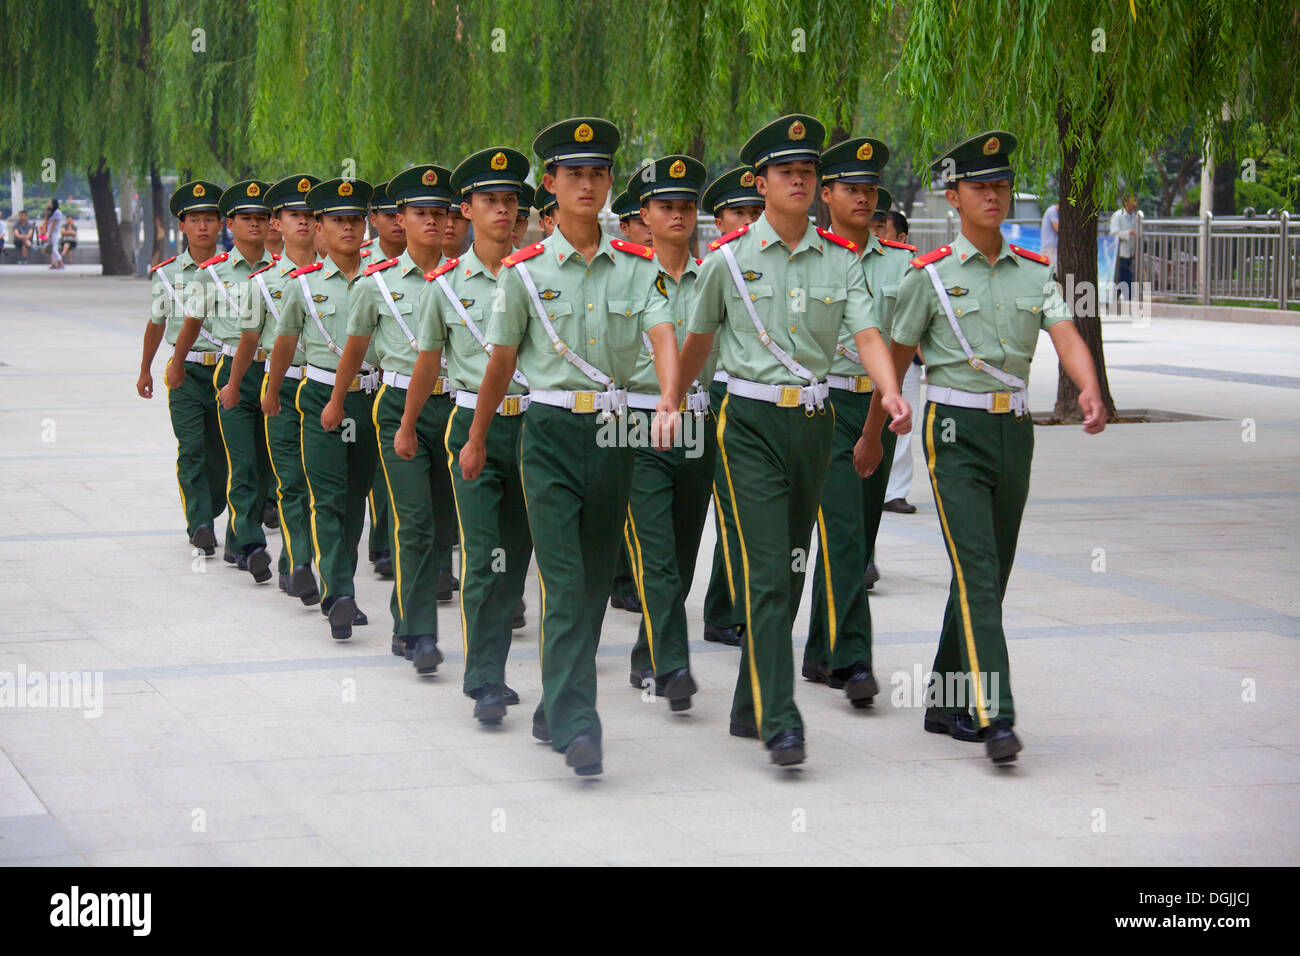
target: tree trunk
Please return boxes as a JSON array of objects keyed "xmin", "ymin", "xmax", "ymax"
[
  {"xmin": 87, "ymin": 158, "xmax": 133, "ymax": 275},
  {"xmin": 898, "ymin": 171, "xmax": 923, "ymax": 219},
  {"xmin": 150, "ymin": 163, "xmax": 168, "ymax": 268},
  {"xmin": 1211, "ymin": 156, "xmax": 1236, "ymax": 215},
  {"xmin": 118, "ymin": 170, "xmax": 138, "ymax": 268},
  {"xmin": 1054, "ymin": 99, "xmax": 1116, "ymax": 422}
]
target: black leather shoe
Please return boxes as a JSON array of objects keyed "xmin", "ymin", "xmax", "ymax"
[
  {"xmin": 532, "ymin": 710, "xmax": 551, "ymax": 742},
  {"xmin": 511, "ymin": 599, "xmax": 526, "ymax": 629},
  {"xmin": 729, "ymin": 720, "xmax": 759, "ymax": 739},
  {"xmin": 610, "ymin": 593, "xmax": 642, "ymax": 613},
  {"xmin": 864, "ymin": 562, "xmax": 880, "ymax": 590},
  {"xmin": 923, "ymin": 709, "xmax": 982, "ymax": 742},
  {"xmin": 353, "ymin": 608, "xmax": 368, "ymax": 626},
  {"xmin": 838, "ymin": 662, "xmax": 879, "ymax": 708},
  {"xmin": 189, "ymin": 525, "xmax": 217, "ymax": 556},
  {"xmin": 278, "ymin": 572, "xmax": 290, "ymax": 593},
  {"xmin": 373, "ymin": 549, "xmax": 393, "ymax": 578},
  {"xmin": 703, "ymin": 623, "xmax": 743, "ymax": 646},
  {"xmin": 564, "ymin": 732, "xmax": 603, "ymax": 776},
  {"xmin": 262, "ymin": 499, "xmax": 280, "ymax": 529},
  {"xmin": 436, "ymin": 568, "xmax": 456, "ymax": 604},
  {"xmin": 411, "ymin": 635, "xmax": 442, "ymax": 675},
  {"xmin": 290, "ymin": 564, "xmax": 320, "ymax": 606},
  {"xmin": 801, "ymin": 659, "xmax": 834, "ymax": 686},
  {"xmin": 504, "ymin": 685, "xmax": 519, "ymax": 705},
  {"xmin": 246, "ymin": 546, "xmax": 273, "ymax": 584},
  {"xmin": 326, "ymin": 595, "xmax": 356, "ymax": 640},
  {"xmin": 474, "ymin": 685, "xmax": 508, "ymax": 724},
  {"xmin": 766, "ymin": 729, "xmax": 806, "ymax": 766},
  {"xmin": 656, "ymin": 668, "xmax": 697, "ymax": 712},
  {"xmin": 629, "ymin": 668, "xmax": 654, "ymax": 690},
  {"xmin": 981, "ymin": 717, "xmax": 1023, "ymax": 764},
  {"xmin": 223, "ymin": 545, "xmax": 238, "ymax": 565},
  {"xmin": 882, "ymin": 498, "xmax": 916, "ymax": 514},
  {"xmin": 391, "ymin": 635, "xmax": 406, "ymax": 657}
]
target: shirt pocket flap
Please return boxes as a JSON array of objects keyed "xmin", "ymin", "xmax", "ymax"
[
  {"xmin": 1014, "ymin": 295, "xmax": 1044, "ymax": 315},
  {"xmin": 809, "ymin": 285, "xmax": 847, "ymax": 306},
  {"xmin": 736, "ymin": 282, "xmax": 773, "ymax": 302},
  {"xmin": 607, "ymin": 298, "xmax": 640, "ymax": 318},
  {"xmin": 949, "ymin": 297, "xmax": 980, "ymax": 319}
]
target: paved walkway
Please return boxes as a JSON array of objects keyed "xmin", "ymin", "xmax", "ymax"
[{"xmin": 0, "ymin": 271, "xmax": 1296, "ymax": 865}]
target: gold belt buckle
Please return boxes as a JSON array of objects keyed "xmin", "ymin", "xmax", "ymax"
[
  {"xmin": 255, "ymin": 348, "xmax": 267, "ymax": 362},
  {"xmin": 778, "ymin": 385, "xmax": 802, "ymax": 407},
  {"xmin": 991, "ymin": 392, "xmax": 1012, "ymax": 413},
  {"xmin": 854, "ymin": 375, "xmax": 873, "ymax": 393},
  {"xmin": 202, "ymin": 352, "xmax": 219, "ymax": 366},
  {"xmin": 348, "ymin": 376, "xmax": 362, "ymax": 392},
  {"xmin": 432, "ymin": 378, "xmax": 445, "ymax": 395},
  {"xmin": 502, "ymin": 395, "xmax": 522, "ymax": 416},
  {"xmin": 678, "ymin": 396, "xmax": 689, "ymax": 412},
  {"xmin": 572, "ymin": 391, "xmax": 596, "ymax": 413}
]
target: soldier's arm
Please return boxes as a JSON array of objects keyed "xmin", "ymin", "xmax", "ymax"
[
  {"xmin": 263, "ymin": 284, "xmax": 305, "ymax": 416},
  {"xmin": 137, "ymin": 309, "xmax": 165, "ymax": 399},
  {"xmin": 222, "ymin": 331, "xmax": 263, "ymax": 409},
  {"xmin": 398, "ymin": 282, "xmax": 451, "ymax": 459},
  {"xmin": 466, "ymin": 266, "xmax": 527, "ymax": 473},
  {"xmin": 678, "ymin": 255, "xmax": 724, "ymax": 403},
  {"xmin": 225, "ymin": 282, "xmax": 268, "ymax": 401}
]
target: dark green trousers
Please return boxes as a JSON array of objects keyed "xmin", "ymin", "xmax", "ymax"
[
  {"xmin": 611, "ymin": 540, "xmax": 637, "ymax": 600},
  {"xmin": 213, "ymin": 356, "xmax": 270, "ymax": 554},
  {"xmin": 921, "ymin": 401, "xmax": 1031, "ymax": 727},
  {"xmin": 166, "ymin": 358, "xmax": 228, "ymax": 540},
  {"xmin": 445, "ymin": 403, "xmax": 532, "ymax": 693},
  {"xmin": 368, "ymin": 471, "xmax": 391, "ymax": 558},
  {"xmin": 519, "ymin": 404, "xmax": 634, "ymax": 751},
  {"xmin": 372, "ymin": 384, "xmax": 455, "ymax": 640},
  {"xmin": 627, "ymin": 410, "xmax": 718, "ymax": 676},
  {"xmin": 702, "ymin": 378, "xmax": 744, "ymax": 628},
  {"xmin": 806, "ymin": 389, "xmax": 896, "ymax": 670},
  {"xmin": 295, "ymin": 377, "xmax": 377, "ymax": 603},
  {"xmin": 717, "ymin": 394, "xmax": 834, "ymax": 742},
  {"xmin": 262, "ymin": 372, "xmax": 311, "ymax": 576}
]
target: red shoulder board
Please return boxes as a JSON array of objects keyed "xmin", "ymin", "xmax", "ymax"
[
  {"xmin": 248, "ymin": 261, "xmax": 276, "ymax": 278},
  {"xmin": 1010, "ymin": 244, "xmax": 1050, "ymax": 265},
  {"xmin": 611, "ymin": 238, "xmax": 654, "ymax": 260},
  {"xmin": 362, "ymin": 256, "xmax": 399, "ymax": 276},
  {"xmin": 425, "ymin": 257, "xmax": 459, "ymax": 281},
  {"xmin": 360, "ymin": 238, "xmax": 373, "ymax": 247},
  {"xmin": 288, "ymin": 262, "xmax": 324, "ymax": 279},
  {"xmin": 816, "ymin": 227, "xmax": 857, "ymax": 252},
  {"xmin": 149, "ymin": 254, "xmax": 178, "ymax": 274},
  {"xmin": 880, "ymin": 238, "xmax": 918, "ymax": 252},
  {"xmin": 198, "ymin": 251, "xmax": 229, "ymax": 269},
  {"xmin": 910, "ymin": 245, "xmax": 952, "ymax": 269},
  {"xmin": 502, "ymin": 243, "xmax": 546, "ymax": 268},
  {"xmin": 707, "ymin": 224, "xmax": 748, "ymax": 251}
]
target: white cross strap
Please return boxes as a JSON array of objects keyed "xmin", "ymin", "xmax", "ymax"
[
  {"xmin": 255, "ymin": 271, "xmax": 304, "ymax": 358},
  {"xmin": 157, "ymin": 266, "xmax": 223, "ymax": 348},
  {"xmin": 435, "ymin": 274, "xmax": 529, "ymax": 389},
  {"xmin": 515, "ymin": 260, "xmax": 616, "ymax": 391},
  {"xmin": 719, "ymin": 243, "xmax": 819, "ymax": 387},
  {"xmin": 370, "ymin": 270, "xmax": 420, "ymax": 350},
  {"xmin": 922, "ymin": 263, "xmax": 1026, "ymax": 391}
]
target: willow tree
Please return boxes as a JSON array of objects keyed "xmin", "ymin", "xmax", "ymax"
[{"xmin": 894, "ymin": 0, "xmax": 1299, "ymax": 421}]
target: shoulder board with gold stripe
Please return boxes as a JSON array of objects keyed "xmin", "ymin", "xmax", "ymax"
[
  {"xmin": 425, "ymin": 257, "xmax": 459, "ymax": 281},
  {"xmin": 880, "ymin": 238, "xmax": 918, "ymax": 252},
  {"xmin": 198, "ymin": 251, "xmax": 229, "ymax": 269},
  {"xmin": 611, "ymin": 238, "xmax": 654, "ymax": 259},
  {"xmin": 149, "ymin": 254, "xmax": 178, "ymax": 274},
  {"xmin": 248, "ymin": 261, "xmax": 276, "ymax": 278},
  {"xmin": 362, "ymin": 257, "xmax": 400, "ymax": 276},
  {"xmin": 816, "ymin": 227, "xmax": 857, "ymax": 252},
  {"xmin": 288, "ymin": 262, "xmax": 323, "ymax": 279},
  {"xmin": 707, "ymin": 224, "xmax": 748, "ymax": 251},
  {"xmin": 910, "ymin": 245, "xmax": 952, "ymax": 269},
  {"xmin": 502, "ymin": 243, "xmax": 546, "ymax": 268},
  {"xmin": 360, "ymin": 238, "xmax": 374, "ymax": 247},
  {"xmin": 1010, "ymin": 244, "xmax": 1050, "ymax": 265}
]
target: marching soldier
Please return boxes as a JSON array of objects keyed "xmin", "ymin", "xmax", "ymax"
[
  {"xmin": 139, "ymin": 181, "xmax": 228, "ymax": 558},
  {"xmin": 512, "ymin": 182, "xmax": 534, "ymax": 248},
  {"xmin": 802, "ymin": 138, "xmax": 916, "ymax": 709},
  {"xmin": 365, "ymin": 181, "xmax": 403, "ymax": 579},
  {"xmin": 698, "ymin": 167, "xmax": 764, "ymax": 647},
  {"xmin": 264, "ymin": 177, "xmax": 380, "ymax": 642},
  {"xmin": 406, "ymin": 147, "xmax": 534, "ymax": 722},
  {"xmin": 463, "ymin": 117, "xmax": 680, "ymax": 775},
  {"xmin": 168, "ymin": 179, "xmax": 277, "ymax": 584},
  {"xmin": 675, "ymin": 115, "xmax": 909, "ymax": 767},
  {"xmin": 534, "ymin": 187, "xmax": 557, "ymax": 238},
  {"xmin": 331, "ymin": 164, "xmax": 456, "ymax": 673},
  {"xmin": 613, "ymin": 189, "xmax": 654, "ymax": 246},
  {"xmin": 876, "ymin": 131, "xmax": 1105, "ymax": 763},
  {"xmin": 622, "ymin": 155, "xmax": 712, "ymax": 711}
]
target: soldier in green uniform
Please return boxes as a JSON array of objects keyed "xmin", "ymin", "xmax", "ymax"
[
  {"xmin": 801, "ymin": 138, "xmax": 917, "ymax": 709},
  {"xmin": 227, "ymin": 173, "xmax": 322, "ymax": 603},
  {"xmin": 463, "ymin": 117, "xmax": 680, "ymax": 775},
  {"xmin": 876, "ymin": 131, "xmax": 1105, "ymax": 763},
  {"xmin": 328, "ymin": 164, "xmax": 456, "ymax": 673},
  {"xmin": 621, "ymin": 155, "xmax": 713, "ymax": 711},
  {"xmin": 511, "ymin": 182, "xmax": 534, "ymax": 249},
  {"xmin": 139, "ymin": 181, "xmax": 228, "ymax": 557},
  {"xmin": 364, "ymin": 181, "xmax": 403, "ymax": 579},
  {"xmin": 442, "ymin": 197, "xmax": 472, "ymax": 261},
  {"xmin": 698, "ymin": 167, "xmax": 764, "ymax": 648},
  {"xmin": 675, "ymin": 115, "xmax": 910, "ymax": 767},
  {"xmin": 405, "ymin": 147, "xmax": 534, "ymax": 722},
  {"xmin": 534, "ymin": 187, "xmax": 557, "ymax": 238},
  {"xmin": 613, "ymin": 189, "xmax": 654, "ymax": 247},
  {"xmin": 168, "ymin": 180, "xmax": 277, "ymax": 584},
  {"xmin": 264, "ymin": 177, "xmax": 380, "ymax": 642}
]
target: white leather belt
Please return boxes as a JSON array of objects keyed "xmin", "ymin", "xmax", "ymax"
[
  {"xmin": 381, "ymin": 369, "xmax": 450, "ymax": 395},
  {"xmin": 266, "ymin": 359, "xmax": 303, "ymax": 380},
  {"xmin": 726, "ymin": 377, "xmax": 829, "ymax": 410},
  {"xmin": 626, "ymin": 390, "xmax": 710, "ymax": 415},
  {"xmin": 827, "ymin": 373, "xmax": 873, "ymax": 394},
  {"xmin": 927, "ymin": 386, "xmax": 1028, "ymax": 415},
  {"xmin": 454, "ymin": 390, "xmax": 529, "ymax": 417},
  {"xmin": 529, "ymin": 387, "xmax": 627, "ymax": 416},
  {"xmin": 185, "ymin": 350, "xmax": 221, "ymax": 366},
  {"xmin": 305, "ymin": 364, "xmax": 379, "ymax": 394},
  {"xmin": 222, "ymin": 342, "xmax": 267, "ymax": 361},
  {"xmin": 713, "ymin": 370, "xmax": 730, "ymax": 384}
]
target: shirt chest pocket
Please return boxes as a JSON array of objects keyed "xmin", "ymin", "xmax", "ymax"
[
  {"xmin": 387, "ymin": 299, "xmax": 418, "ymax": 344},
  {"xmin": 946, "ymin": 297, "xmax": 986, "ymax": 352},
  {"xmin": 450, "ymin": 307, "xmax": 489, "ymax": 357},
  {"xmin": 729, "ymin": 283, "xmax": 773, "ymax": 332},
  {"xmin": 1014, "ymin": 295, "xmax": 1045, "ymax": 341},
  {"xmin": 309, "ymin": 301, "xmax": 338, "ymax": 340},
  {"xmin": 604, "ymin": 298, "xmax": 645, "ymax": 361},
  {"xmin": 536, "ymin": 300, "xmax": 574, "ymax": 352},
  {"xmin": 806, "ymin": 285, "xmax": 847, "ymax": 341}
]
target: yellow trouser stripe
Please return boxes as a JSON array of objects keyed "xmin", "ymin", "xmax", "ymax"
[
  {"xmin": 815, "ymin": 506, "xmax": 837, "ymax": 654},
  {"xmin": 924, "ymin": 402, "xmax": 989, "ymax": 725},
  {"xmin": 517, "ymin": 422, "xmax": 545, "ymax": 668},
  {"xmin": 624, "ymin": 506, "xmax": 655, "ymax": 673},
  {"xmin": 212, "ymin": 356, "xmax": 239, "ymax": 531},
  {"xmin": 444, "ymin": 405, "xmax": 470, "ymax": 656},
  {"xmin": 296, "ymin": 377, "xmax": 327, "ymax": 600},
  {"xmin": 717, "ymin": 395, "xmax": 762, "ymax": 731},
  {"xmin": 372, "ymin": 385, "xmax": 403, "ymax": 621},
  {"xmin": 710, "ymin": 485, "xmax": 737, "ymax": 603},
  {"xmin": 261, "ymin": 373, "xmax": 295, "ymax": 568}
]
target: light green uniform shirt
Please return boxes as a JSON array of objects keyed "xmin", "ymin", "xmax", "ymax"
[
  {"xmin": 628, "ymin": 253, "xmax": 710, "ymax": 395},
  {"xmin": 690, "ymin": 213, "xmax": 877, "ymax": 385},
  {"xmin": 243, "ymin": 252, "xmax": 316, "ymax": 362},
  {"xmin": 826, "ymin": 234, "xmax": 913, "ymax": 377},
  {"xmin": 890, "ymin": 233, "xmax": 1071, "ymax": 393},
  {"xmin": 346, "ymin": 249, "xmax": 436, "ymax": 377},
  {"xmin": 189, "ymin": 245, "xmax": 275, "ymax": 345},
  {"xmin": 277, "ymin": 255, "xmax": 379, "ymax": 372},
  {"xmin": 150, "ymin": 250, "xmax": 218, "ymax": 349},
  {"xmin": 486, "ymin": 227, "xmax": 671, "ymax": 390},
  {"xmin": 418, "ymin": 245, "xmax": 526, "ymax": 396}
]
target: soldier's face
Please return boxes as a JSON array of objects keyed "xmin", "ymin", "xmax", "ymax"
[
  {"xmin": 821, "ymin": 181, "xmax": 878, "ymax": 230},
  {"xmin": 756, "ymin": 161, "xmax": 816, "ymax": 215},
  {"xmin": 180, "ymin": 211, "xmax": 219, "ymax": 248},
  {"xmin": 544, "ymin": 165, "xmax": 611, "ymax": 221},
  {"xmin": 228, "ymin": 211, "xmax": 268, "ymax": 244},
  {"xmin": 371, "ymin": 210, "xmax": 404, "ymax": 244},
  {"xmin": 642, "ymin": 199, "xmax": 695, "ymax": 246},
  {"xmin": 443, "ymin": 208, "xmax": 470, "ymax": 250},
  {"xmin": 399, "ymin": 205, "xmax": 447, "ymax": 250},
  {"xmin": 540, "ymin": 213, "xmax": 557, "ymax": 237},
  {"xmin": 467, "ymin": 192, "xmax": 517, "ymax": 243},
  {"xmin": 277, "ymin": 208, "xmax": 315, "ymax": 245},
  {"xmin": 714, "ymin": 205, "xmax": 762, "ymax": 233},
  {"xmin": 320, "ymin": 214, "xmax": 364, "ymax": 253},
  {"xmin": 948, "ymin": 179, "xmax": 1011, "ymax": 229},
  {"xmin": 618, "ymin": 215, "xmax": 654, "ymax": 246},
  {"xmin": 511, "ymin": 212, "xmax": 530, "ymax": 247}
]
